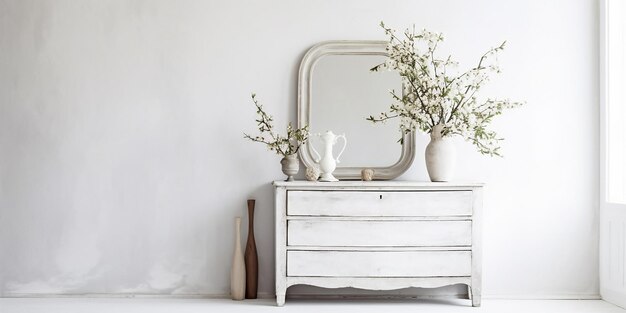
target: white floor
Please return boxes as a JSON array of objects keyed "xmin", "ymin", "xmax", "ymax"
[{"xmin": 0, "ymin": 298, "xmax": 624, "ymax": 313}]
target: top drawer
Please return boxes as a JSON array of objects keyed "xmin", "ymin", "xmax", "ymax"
[{"xmin": 287, "ymin": 190, "xmax": 472, "ymax": 217}]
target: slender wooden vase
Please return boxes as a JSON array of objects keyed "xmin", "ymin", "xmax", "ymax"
[
  {"xmin": 230, "ymin": 217, "xmax": 246, "ymax": 300},
  {"xmin": 244, "ymin": 199, "xmax": 258, "ymax": 299}
]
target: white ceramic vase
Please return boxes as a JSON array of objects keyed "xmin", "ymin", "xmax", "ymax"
[
  {"xmin": 230, "ymin": 217, "xmax": 246, "ymax": 300},
  {"xmin": 310, "ymin": 131, "xmax": 347, "ymax": 182},
  {"xmin": 425, "ymin": 125, "xmax": 456, "ymax": 182},
  {"xmin": 280, "ymin": 154, "xmax": 299, "ymax": 181}
]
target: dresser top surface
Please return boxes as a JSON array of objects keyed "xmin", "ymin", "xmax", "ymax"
[{"xmin": 273, "ymin": 180, "xmax": 483, "ymax": 188}]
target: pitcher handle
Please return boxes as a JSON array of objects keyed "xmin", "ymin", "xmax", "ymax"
[
  {"xmin": 309, "ymin": 133, "xmax": 322, "ymax": 162},
  {"xmin": 335, "ymin": 134, "xmax": 347, "ymax": 164}
]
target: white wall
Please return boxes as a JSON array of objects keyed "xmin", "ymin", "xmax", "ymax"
[{"xmin": 0, "ymin": 0, "xmax": 599, "ymax": 298}]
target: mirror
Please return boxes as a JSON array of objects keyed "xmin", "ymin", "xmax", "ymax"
[{"xmin": 298, "ymin": 41, "xmax": 415, "ymax": 180}]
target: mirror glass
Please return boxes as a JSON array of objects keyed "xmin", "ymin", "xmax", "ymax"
[
  {"xmin": 310, "ymin": 54, "xmax": 402, "ymax": 167},
  {"xmin": 299, "ymin": 41, "xmax": 415, "ymax": 180}
]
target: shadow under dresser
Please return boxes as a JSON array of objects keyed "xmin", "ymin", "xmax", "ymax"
[{"xmin": 273, "ymin": 181, "xmax": 483, "ymax": 306}]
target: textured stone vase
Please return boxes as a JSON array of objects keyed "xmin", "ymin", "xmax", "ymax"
[
  {"xmin": 244, "ymin": 199, "xmax": 258, "ymax": 299},
  {"xmin": 280, "ymin": 154, "xmax": 299, "ymax": 181},
  {"xmin": 230, "ymin": 217, "xmax": 246, "ymax": 300},
  {"xmin": 425, "ymin": 125, "xmax": 456, "ymax": 182}
]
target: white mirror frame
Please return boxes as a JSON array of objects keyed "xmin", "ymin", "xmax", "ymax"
[{"xmin": 298, "ymin": 40, "xmax": 415, "ymax": 180}]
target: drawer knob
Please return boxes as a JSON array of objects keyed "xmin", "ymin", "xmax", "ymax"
[{"xmin": 379, "ymin": 195, "xmax": 383, "ymax": 200}]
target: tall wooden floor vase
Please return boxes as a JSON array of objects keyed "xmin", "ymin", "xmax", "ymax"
[{"xmin": 244, "ymin": 199, "xmax": 258, "ymax": 299}]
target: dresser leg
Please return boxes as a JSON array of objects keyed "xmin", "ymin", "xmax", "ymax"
[
  {"xmin": 276, "ymin": 294, "xmax": 285, "ymax": 306},
  {"xmin": 470, "ymin": 286, "xmax": 481, "ymax": 307}
]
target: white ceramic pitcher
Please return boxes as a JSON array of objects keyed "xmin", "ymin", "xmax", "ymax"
[{"xmin": 310, "ymin": 131, "xmax": 347, "ymax": 182}]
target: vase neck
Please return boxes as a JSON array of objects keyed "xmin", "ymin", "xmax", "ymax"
[
  {"xmin": 247, "ymin": 207, "xmax": 254, "ymax": 232},
  {"xmin": 247, "ymin": 200, "xmax": 255, "ymax": 235},
  {"xmin": 235, "ymin": 217, "xmax": 241, "ymax": 243},
  {"xmin": 430, "ymin": 124, "xmax": 445, "ymax": 140}
]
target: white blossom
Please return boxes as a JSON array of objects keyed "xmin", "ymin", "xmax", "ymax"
[{"xmin": 368, "ymin": 22, "xmax": 524, "ymax": 156}]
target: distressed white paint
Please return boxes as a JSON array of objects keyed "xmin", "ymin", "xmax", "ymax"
[
  {"xmin": 287, "ymin": 251, "xmax": 472, "ymax": 277},
  {"xmin": 287, "ymin": 189, "xmax": 473, "ymax": 216},
  {"xmin": 274, "ymin": 186, "xmax": 288, "ymax": 306},
  {"xmin": 0, "ymin": 0, "xmax": 598, "ymax": 300},
  {"xmin": 287, "ymin": 220, "xmax": 472, "ymax": 247},
  {"xmin": 471, "ymin": 187, "xmax": 484, "ymax": 307},
  {"xmin": 274, "ymin": 181, "xmax": 482, "ymax": 306}
]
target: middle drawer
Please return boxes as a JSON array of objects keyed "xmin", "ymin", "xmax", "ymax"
[{"xmin": 287, "ymin": 220, "xmax": 471, "ymax": 247}]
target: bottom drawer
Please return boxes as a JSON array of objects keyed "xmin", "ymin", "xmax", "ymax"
[{"xmin": 287, "ymin": 250, "xmax": 471, "ymax": 277}]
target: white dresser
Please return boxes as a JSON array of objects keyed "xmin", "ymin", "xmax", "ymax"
[{"xmin": 273, "ymin": 181, "xmax": 483, "ymax": 306}]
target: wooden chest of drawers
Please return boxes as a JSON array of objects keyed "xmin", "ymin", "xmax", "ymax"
[{"xmin": 273, "ymin": 181, "xmax": 483, "ymax": 306}]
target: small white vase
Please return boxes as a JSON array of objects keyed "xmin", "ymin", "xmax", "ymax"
[
  {"xmin": 425, "ymin": 124, "xmax": 456, "ymax": 182},
  {"xmin": 280, "ymin": 154, "xmax": 299, "ymax": 181},
  {"xmin": 231, "ymin": 217, "xmax": 246, "ymax": 300}
]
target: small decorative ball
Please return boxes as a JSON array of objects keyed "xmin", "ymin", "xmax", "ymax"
[
  {"xmin": 305, "ymin": 166, "xmax": 321, "ymax": 181},
  {"xmin": 361, "ymin": 168, "xmax": 374, "ymax": 181}
]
